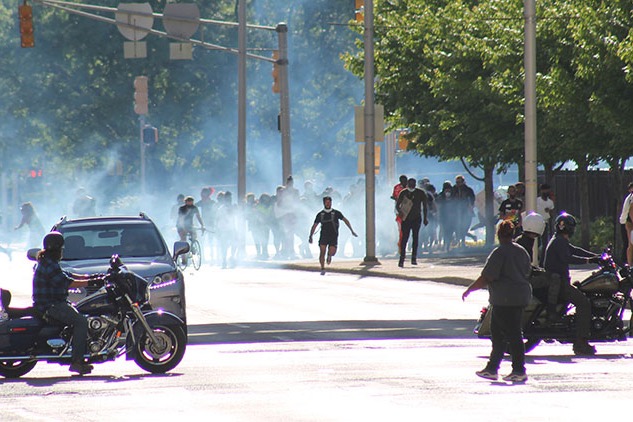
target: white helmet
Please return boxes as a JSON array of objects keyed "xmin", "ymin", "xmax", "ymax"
[{"xmin": 522, "ymin": 212, "xmax": 545, "ymax": 235}]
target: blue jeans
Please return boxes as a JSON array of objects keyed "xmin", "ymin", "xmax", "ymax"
[
  {"xmin": 485, "ymin": 305, "xmax": 526, "ymax": 374},
  {"xmin": 47, "ymin": 302, "xmax": 88, "ymax": 364}
]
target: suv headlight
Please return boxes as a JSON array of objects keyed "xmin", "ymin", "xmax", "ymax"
[{"xmin": 150, "ymin": 271, "xmax": 179, "ymax": 288}]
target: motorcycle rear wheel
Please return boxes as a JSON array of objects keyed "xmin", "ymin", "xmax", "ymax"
[
  {"xmin": 0, "ymin": 359, "xmax": 37, "ymax": 378},
  {"xmin": 134, "ymin": 324, "xmax": 186, "ymax": 374}
]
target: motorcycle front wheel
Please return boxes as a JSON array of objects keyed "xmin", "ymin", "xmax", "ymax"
[
  {"xmin": 134, "ymin": 324, "xmax": 187, "ymax": 374},
  {"xmin": 0, "ymin": 359, "xmax": 37, "ymax": 378}
]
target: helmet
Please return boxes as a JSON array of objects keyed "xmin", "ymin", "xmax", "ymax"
[
  {"xmin": 522, "ymin": 212, "xmax": 545, "ymax": 235},
  {"xmin": 43, "ymin": 231, "xmax": 64, "ymax": 250},
  {"xmin": 555, "ymin": 212, "xmax": 577, "ymax": 236}
]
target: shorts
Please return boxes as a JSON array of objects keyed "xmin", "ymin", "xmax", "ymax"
[{"xmin": 319, "ymin": 233, "xmax": 338, "ymax": 247}]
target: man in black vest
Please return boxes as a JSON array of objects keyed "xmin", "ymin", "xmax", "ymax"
[{"xmin": 396, "ymin": 178, "xmax": 428, "ymax": 267}]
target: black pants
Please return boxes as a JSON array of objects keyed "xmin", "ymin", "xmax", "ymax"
[
  {"xmin": 47, "ymin": 302, "xmax": 88, "ymax": 364},
  {"xmin": 400, "ymin": 216, "xmax": 422, "ymax": 261},
  {"xmin": 485, "ymin": 305, "xmax": 526, "ymax": 375},
  {"xmin": 559, "ymin": 282, "xmax": 591, "ymax": 339}
]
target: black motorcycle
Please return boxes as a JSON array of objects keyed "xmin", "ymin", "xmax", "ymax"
[
  {"xmin": 0, "ymin": 254, "xmax": 187, "ymax": 378},
  {"xmin": 475, "ymin": 249, "xmax": 633, "ymax": 353}
]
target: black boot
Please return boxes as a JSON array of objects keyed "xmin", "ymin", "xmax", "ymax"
[{"xmin": 398, "ymin": 257, "xmax": 404, "ymax": 268}]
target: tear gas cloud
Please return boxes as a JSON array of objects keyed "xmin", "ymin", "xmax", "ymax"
[{"xmin": 0, "ymin": 1, "xmax": 517, "ymax": 253}]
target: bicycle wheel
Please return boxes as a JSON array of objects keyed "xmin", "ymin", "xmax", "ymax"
[
  {"xmin": 191, "ymin": 239, "xmax": 202, "ymax": 270},
  {"xmin": 177, "ymin": 250, "xmax": 188, "ymax": 271}
]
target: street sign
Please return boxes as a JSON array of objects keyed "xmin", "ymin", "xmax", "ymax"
[
  {"xmin": 163, "ymin": 3, "xmax": 200, "ymax": 40},
  {"xmin": 115, "ymin": 3, "xmax": 153, "ymax": 41}
]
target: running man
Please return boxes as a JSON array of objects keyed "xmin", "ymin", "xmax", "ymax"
[{"xmin": 308, "ymin": 196, "xmax": 357, "ymax": 275}]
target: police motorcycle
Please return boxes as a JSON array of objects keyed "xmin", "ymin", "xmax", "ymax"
[
  {"xmin": 474, "ymin": 213, "xmax": 633, "ymax": 354},
  {"xmin": 0, "ymin": 254, "xmax": 187, "ymax": 378}
]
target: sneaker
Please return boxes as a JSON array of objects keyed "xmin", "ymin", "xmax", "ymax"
[
  {"xmin": 475, "ymin": 369, "xmax": 498, "ymax": 380},
  {"xmin": 320, "ymin": 270, "xmax": 325, "ymax": 276},
  {"xmin": 411, "ymin": 259, "xmax": 418, "ymax": 265},
  {"xmin": 398, "ymin": 258, "xmax": 404, "ymax": 268},
  {"xmin": 69, "ymin": 362, "xmax": 93, "ymax": 375},
  {"xmin": 502, "ymin": 372, "xmax": 528, "ymax": 383}
]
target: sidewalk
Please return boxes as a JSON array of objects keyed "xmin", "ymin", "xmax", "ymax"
[{"xmin": 252, "ymin": 246, "xmax": 597, "ymax": 287}]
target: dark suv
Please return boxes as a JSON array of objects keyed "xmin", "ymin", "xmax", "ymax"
[{"xmin": 49, "ymin": 214, "xmax": 189, "ymax": 324}]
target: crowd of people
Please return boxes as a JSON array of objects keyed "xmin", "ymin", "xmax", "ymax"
[{"xmin": 170, "ymin": 173, "xmax": 561, "ymax": 268}]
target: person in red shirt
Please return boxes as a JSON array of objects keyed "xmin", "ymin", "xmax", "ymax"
[{"xmin": 391, "ymin": 175, "xmax": 408, "ymax": 250}]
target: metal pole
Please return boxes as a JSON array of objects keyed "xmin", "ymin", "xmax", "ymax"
[
  {"xmin": 277, "ymin": 23, "xmax": 292, "ymax": 182},
  {"xmin": 524, "ymin": 0, "xmax": 538, "ymax": 262},
  {"xmin": 237, "ymin": 0, "xmax": 246, "ymax": 200},
  {"xmin": 363, "ymin": 0, "xmax": 377, "ymax": 263},
  {"xmin": 139, "ymin": 115, "xmax": 146, "ymax": 195}
]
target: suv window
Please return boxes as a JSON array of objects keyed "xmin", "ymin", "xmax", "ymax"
[{"xmin": 59, "ymin": 222, "xmax": 166, "ymax": 260}]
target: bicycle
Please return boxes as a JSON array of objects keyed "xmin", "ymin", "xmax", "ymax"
[{"xmin": 177, "ymin": 228, "xmax": 203, "ymax": 271}]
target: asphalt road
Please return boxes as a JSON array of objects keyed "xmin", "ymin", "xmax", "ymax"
[{"xmin": 1, "ymin": 259, "xmax": 633, "ymax": 421}]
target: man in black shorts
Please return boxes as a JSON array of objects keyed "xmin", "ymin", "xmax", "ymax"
[{"xmin": 308, "ymin": 196, "xmax": 357, "ymax": 275}]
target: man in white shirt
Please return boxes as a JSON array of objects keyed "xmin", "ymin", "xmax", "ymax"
[
  {"xmin": 619, "ymin": 182, "xmax": 633, "ymax": 266},
  {"xmin": 536, "ymin": 183, "xmax": 555, "ymax": 263}
]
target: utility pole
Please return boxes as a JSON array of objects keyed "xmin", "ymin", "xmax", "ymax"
[
  {"xmin": 363, "ymin": 0, "xmax": 377, "ymax": 263},
  {"xmin": 237, "ymin": 0, "xmax": 246, "ymax": 201},
  {"xmin": 524, "ymin": 0, "xmax": 538, "ymax": 263},
  {"xmin": 277, "ymin": 23, "xmax": 291, "ymax": 182}
]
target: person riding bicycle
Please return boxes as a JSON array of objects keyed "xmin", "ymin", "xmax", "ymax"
[{"xmin": 177, "ymin": 196, "xmax": 205, "ymax": 243}]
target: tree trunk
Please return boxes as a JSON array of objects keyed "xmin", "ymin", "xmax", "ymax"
[
  {"xmin": 484, "ymin": 164, "xmax": 495, "ymax": 246},
  {"xmin": 576, "ymin": 160, "xmax": 591, "ymax": 249}
]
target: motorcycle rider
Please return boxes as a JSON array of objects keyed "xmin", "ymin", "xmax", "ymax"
[
  {"xmin": 514, "ymin": 212, "xmax": 562, "ymax": 323},
  {"xmin": 543, "ymin": 212, "xmax": 601, "ymax": 355},
  {"xmin": 32, "ymin": 232, "xmax": 99, "ymax": 375}
]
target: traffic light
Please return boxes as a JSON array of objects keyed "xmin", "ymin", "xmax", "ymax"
[
  {"xmin": 134, "ymin": 76, "xmax": 149, "ymax": 115},
  {"xmin": 272, "ymin": 50, "xmax": 280, "ymax": 94},
  {"xmin": 355, "ymin": 0, "xmax": 364, "ymax": 23},
  {"xmin": 29, "ymin": 169, "xmax": 42, "ymax": 178},
  {"xmin": 142, "ymin": 125, "xmax": 158, "ymax": 144},
  {"xmin": 19, "ymin": 3, "xmax": 34, "ymax": 48},
  {"xmin": 398, "ymin": 132, "xmax": 409, "ymax": 150}
]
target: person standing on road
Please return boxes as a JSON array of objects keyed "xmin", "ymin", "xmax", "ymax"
[
  {"xmin": 451, "ymin": 175, "xmax": 475, "ymax": 248},
  {"xmin": 396, "ymin": 178, "xmax": 428, "ymax": 267},
  {"xmin": 462, "ymin": 220, "xmax": 532, "ymax": 383},
  {"xmin": 308, "ymin": 196, "xmax": 357, "ymax": 275}
]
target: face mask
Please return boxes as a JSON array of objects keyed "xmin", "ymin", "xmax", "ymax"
[
  {"xmin": 322, "ymin": 207, "xmax": 332, "ymax": 213},
  {"xmin": 407, "ymin": 187, "xmax": 415, "ymax": 192}
]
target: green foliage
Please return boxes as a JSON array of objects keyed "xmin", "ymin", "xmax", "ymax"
[
  {"xmin": 589, "ymin": 216, "xmax": 615, "ymax": 251},
  {"xmin": 0, "ymin": 0, "xmax": 363, "ymax": 189}
]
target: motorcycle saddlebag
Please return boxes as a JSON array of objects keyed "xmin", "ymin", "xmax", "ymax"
[{"xmin": 0, "ymin": 317, "xmax": 42, "ymax": 351}]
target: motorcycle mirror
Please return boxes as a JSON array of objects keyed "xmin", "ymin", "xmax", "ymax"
[{"xmin": 26, "ymin": 248, "xmax": 39, "ymax": 261}]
